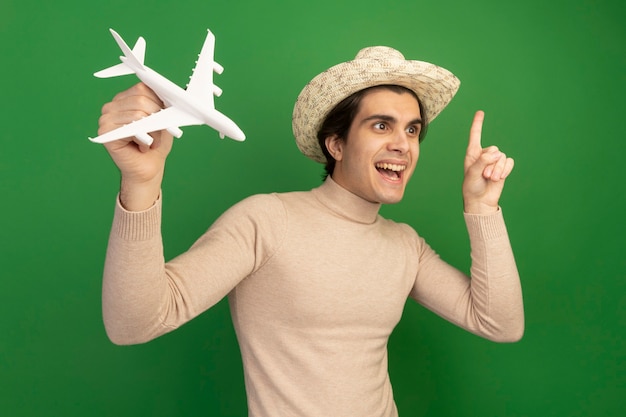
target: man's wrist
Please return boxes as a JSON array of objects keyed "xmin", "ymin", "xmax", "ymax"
[
  {"xmin": 463, "ymin": 201, "xmax": 499, "ymax": 215},
  {"xmin": 119, "ymin": 177, "xmax": 162, "ymax": 212}
]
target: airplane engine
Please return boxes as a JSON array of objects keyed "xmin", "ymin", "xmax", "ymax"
[
  {"xmin": 134, "ymin": 132, "xmax": 153, "ymax": 146},
  {"xmin": 167, "ymin": 127, "xmax": 183, "ymax": 138},
  {"xmin": 212, "ymin": 85, "xmax": 223, "ymax": 97},
  {"xmin": 213, "ymin": 62, "xmax": 224, "ymax": 74}
]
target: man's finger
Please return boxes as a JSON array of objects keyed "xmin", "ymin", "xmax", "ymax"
[
  {"xmin": 467, "ymin": 110, "xmax": 485, "ymax": 154},
  {"xmin": 487, "ymin": 151, "xmax": 508, "ymax": 180}
]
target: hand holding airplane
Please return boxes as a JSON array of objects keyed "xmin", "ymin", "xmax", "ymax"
[{"xmin": 89, "ymin": 28, "xmax": 245, "ymax": 146}]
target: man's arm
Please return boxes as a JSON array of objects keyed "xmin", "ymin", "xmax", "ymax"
[
  {"xmin": 411, "ymin": 111, "xmax": 524, "ymax": 342},
  {"xmin": 96, "ymin": 89, "xmax": 284, "ymax": 345},
  {"xmin": 461, "ymin": 111, "xmax": 523, "ymax": 340},
  {"xmin": 96, "ymin": 82, "xmax": 174, "ymax": 343}
]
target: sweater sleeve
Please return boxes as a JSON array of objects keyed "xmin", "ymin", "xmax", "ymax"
[
  {"xmin": 409, "ymin": 209, "xmax": 524, "ymax": 342},
  {"xmin": 101, "ymin": 193, "xmax": 286, "ymax": 345}
]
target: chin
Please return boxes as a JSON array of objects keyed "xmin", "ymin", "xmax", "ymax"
[
  {"xmin": 380, "ymin": 197, "xmax": 404, "ymax": 205},
  {"xmin": 376, "ymin": 191, "xmax": 406, "ymax": 205},
  {"xmin": 373, "ymin": 177, "xmax": 410, "ymax": 205}
]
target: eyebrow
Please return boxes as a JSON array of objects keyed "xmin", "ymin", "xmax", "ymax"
[{"xmin": 361, "ymin": 114, "xmax": 423, "ymax": 127}]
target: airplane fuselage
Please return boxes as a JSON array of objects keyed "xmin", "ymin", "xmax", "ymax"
[{"xmin": 127, "ymin": 59, "xmax": 245, "ymax": 141}]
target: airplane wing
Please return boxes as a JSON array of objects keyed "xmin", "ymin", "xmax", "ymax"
[
  {"xmin": 185, "ymin": 29, "xmax": 224, "ymax": 109},
  {"xmin": 89, "ymin": 106, "xmax": 203, "ymax": 145}
]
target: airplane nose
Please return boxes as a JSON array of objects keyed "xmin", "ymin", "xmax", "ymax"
[
  {"xmin": 225, "ymin": 118, "xmax": 246, "ymax": 141},
  {"xmin": 221, "ymin": 121, "xmax": 245, "ymax": 141},
  {"xmin": 230, "ymin": 128, "xmax": 246, "ymax": 142}
]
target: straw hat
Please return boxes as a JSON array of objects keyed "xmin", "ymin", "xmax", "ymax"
[{"xmin": 292, "ymin": 46, "xmax": 460, "ymax": 163}]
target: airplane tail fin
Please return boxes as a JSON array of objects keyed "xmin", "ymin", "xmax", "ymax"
[{"xmin": 94, "ymin": 29, "xmax": 146, "ymax": 78}]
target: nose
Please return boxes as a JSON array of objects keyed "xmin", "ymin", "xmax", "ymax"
[{"xmin": 388, "ymin": 130, "xmax": 410, "ymax": 154}]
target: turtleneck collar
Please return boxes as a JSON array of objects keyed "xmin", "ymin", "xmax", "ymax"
[{"xmin": 311, "ymin": 176, "xmax": 382, "ymax": 225}]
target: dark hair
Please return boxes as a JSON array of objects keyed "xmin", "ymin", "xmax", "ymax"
[{"xmin": 316, "ymin": 85, "xmax": 428, "ymax": 179}]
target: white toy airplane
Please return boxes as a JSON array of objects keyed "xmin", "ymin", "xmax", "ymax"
[{"xmin": 89, "ymin": 28, "xmax": 245, "ymax": 145}]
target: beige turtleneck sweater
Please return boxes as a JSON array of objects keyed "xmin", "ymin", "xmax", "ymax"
[{"xmin": 102, "ymin": 177, "xmax": 524, "ymax": 417}]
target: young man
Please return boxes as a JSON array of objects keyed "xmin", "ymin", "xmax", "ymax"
[{"xmin": 96, "ymin": 46, "xmax": 524, "ymax": 417}]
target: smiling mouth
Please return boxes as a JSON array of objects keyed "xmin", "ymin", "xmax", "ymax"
[{"xmin": 375, "ymin": 162, "xmax": 406, "ymax": 181}]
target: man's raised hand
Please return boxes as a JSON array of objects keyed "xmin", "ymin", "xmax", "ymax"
[
  {"xmin": 462, "ymin": 111, "xmax": 514, "ymax": 214},
  {"xmin": 97, "ymin": 83, "xmax": 174, "ymax": 211}
]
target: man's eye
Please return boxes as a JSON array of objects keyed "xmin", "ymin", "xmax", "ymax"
[
  {"xmin": 407, "ymin": 126, "xmax": 420, "ymax": 136},
  {"xmin": 374, "ymin": 122, "xmax": 387, "ymax": 130}
]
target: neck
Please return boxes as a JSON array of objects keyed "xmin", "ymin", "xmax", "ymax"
[{"xmin": 312, "ymin": 177, "xmax": 381, "ymax": 224}]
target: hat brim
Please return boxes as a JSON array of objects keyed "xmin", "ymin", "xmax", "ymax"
[{"xmin": 292, "ymin": 49, "xmax": 460, "ymax": 163}]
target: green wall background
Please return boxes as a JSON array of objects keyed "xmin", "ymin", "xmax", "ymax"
[{"xmin": 2, "ymin": 0, "xmax": 624, "ymax": 415}]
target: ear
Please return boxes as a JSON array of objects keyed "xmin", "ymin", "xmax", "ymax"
[{"xmin": 325, "ymin": 134, "xmax": 344, "ymax": 161}]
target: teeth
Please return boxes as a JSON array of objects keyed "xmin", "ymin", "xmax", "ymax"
[{"xmin": 376, "ymin": 163, "xmax": 406, "ymax": 172}]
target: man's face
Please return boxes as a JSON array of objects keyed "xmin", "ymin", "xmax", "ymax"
[{"xmin": 326, "ymin": 89, "xmax": 422, "ymax": 204}]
